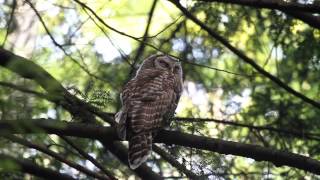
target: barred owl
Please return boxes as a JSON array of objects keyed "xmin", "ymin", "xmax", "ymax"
[{"xmin": 115, "ymin": 54, "xmax": 183, "ymax": 169}]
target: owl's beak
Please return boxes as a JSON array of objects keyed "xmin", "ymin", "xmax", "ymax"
[{"xmin": 171, "ymin": 67, "xmax": 174, "ymax": 73}]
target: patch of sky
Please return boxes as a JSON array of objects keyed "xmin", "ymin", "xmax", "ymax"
[
  {"xmin": 94, "ymin": 36, "xmax": 131, "ymax": 63},
  {"xmin": 211, "ymin": 48, "xmax": 219, "ymax": 58},
  {"xmin": 309, "ymin": 55, "xmax": 320, "ymax": 70},
  {"xmin": 224, "ymin": 89, "xmax": 251, "ymax": 115},
  {"xmin": 172, "ymin": 38, "xmax": 185, "ymax": 52},
  {"xmin": 220, "ymin": 14, "xmax": 229, "ymax": 23},
  {"xmin": 192, "ymin": 48, "xmax": 204, "ymax": 59}
]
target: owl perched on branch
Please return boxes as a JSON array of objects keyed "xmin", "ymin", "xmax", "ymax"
[{"xmin": 115, "ymin": 54, "xmax": 183, "ymax": 169}]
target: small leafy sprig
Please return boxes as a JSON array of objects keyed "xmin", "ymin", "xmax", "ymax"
[{"xmin": 67, "ymin": 86, "xmax": 112, "ymax": 108}]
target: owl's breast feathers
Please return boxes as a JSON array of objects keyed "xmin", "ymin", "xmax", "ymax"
[
  {"xmin": 116, "ymin": 68, "xmax": 182, "ymax": 169},
  {"xmin": 118, "ymin": 69, "xmax": 181, "ymax": 133}
]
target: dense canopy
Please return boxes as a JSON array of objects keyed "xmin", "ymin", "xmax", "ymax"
[{"xmin": 0, "ymin": 0, "xmax": 320, "ymax": 179}]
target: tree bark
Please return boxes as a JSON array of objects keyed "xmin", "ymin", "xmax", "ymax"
[{"xmin": 0, "ymin": 119, "xmax": 319, "ymax": 175}]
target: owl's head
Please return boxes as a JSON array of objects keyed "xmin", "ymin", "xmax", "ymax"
[{"xmin": 138, "ymin": 54, "xmax": 182, "ymax": 77}]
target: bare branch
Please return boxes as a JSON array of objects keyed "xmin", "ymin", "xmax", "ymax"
[
  {"xmin": 24, "ymin": 0, "xmax": 111, "ymax": 84},
  {"xmin": 1, "ymin": 0, "xmax": 16, "ymax": 47},
  {"xmin": 72, "ymin": 0, "xmax": 140, "ymax": 40},
  {"xmin": 0, "ymin": 119, "xmax": 116, "ymax": 139},
  {"xmin": 183, "ymin": 60, "xmax": 256, "ymax": 78},
  {"xmin": 143, "ymin": 15, "xmax": 183, "ymax": 39},
  {"xmin": 83, "ymin": 9, "xmax": 131, "ymax": 66},
  {"xmin": 155, "ymin": 130, "xmax": 320, "ymax": 175},
  {"xmin": 284, "ymin": 10, "xmax": 320, "ymax": 29},
  {"xmin": 174, "ymin": 117, "xmax": 320, "ymax": 141},
  {"xmin": 153, "ymin": 145, "xmax": 199, "ymax": 179},
  {"xmin": 60, "ymin": 136, "xmax": 117, "ymax": 180},
  {"xmin": 3, "ymin": 134, "xmax": 110, "ymax": 180},
  {"xmin": 0, "ymin": 154, "xmax": 76, "ymax": 180},
  {"xmin": 1, "ymin": 119, "xmax": 320, "ymax": 175},
  {"xmin": 129, "ymin": 0, "xmax": 158, "ymax": 76},
  {"xmin": 72, "ymin": 0, "xmax": 252, "ymax": 78}
]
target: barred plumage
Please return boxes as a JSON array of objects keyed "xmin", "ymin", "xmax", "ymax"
[{"xmin": 115, "ymin": 54, "xmax": 183, "ymax": 169}]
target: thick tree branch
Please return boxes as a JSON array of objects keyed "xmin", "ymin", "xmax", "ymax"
[
  {"xmin": 0, "ymin": 154, "xmax": 76, "ymax": 180},
  {"xmin": 0, "ymin": 59, "xmax": 318, "ymax": 141},
  {"xmin": 284, "ymin": 10, "xmax": 320, "ymax": 29},
  {"xmin": 0, "ymin": 81, "xmax": 49, "ymax": 99},
  {"xmin": 0, "ymin": 48, "xmax": 67, "ymax": 100},
  {"xmin": 155, "ymin": 130, "xmax": 320, "ymax": 175},
  {"xmin": 175, "ymin": 117, "xmax": 320, "ymax": 141},
  {"xmin": 71, "ymin": 111, "xmax": 320, "ymax": 141},
  {"xmin": 195, "ymin": 0, "xmax": 320, "ymax": 13},
  {"xmin": 1, "ymin": 119, "xmax": 319, "ymax": 175},
  {"xmin": 2, "ymin": 134, "xmax": 109, "ymax": 180},
  {"xmin": 169, "ymin": 0, "xmax": 320, "ymax": 109},
  {"xmin": 0, "ymin": 119, "xmax": 117, "ymax": 139}
]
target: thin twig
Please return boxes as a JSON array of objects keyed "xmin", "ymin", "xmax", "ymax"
[
  {"xmin": 0, "ymin": 153, "xmax": 76, "ymax": 180},
  {"xmin": 25, "ymin": 0, "xmax": 111, "ymax": 84},
  {"xmin": 60, "ymin": 136, "xmax": 117, "ymax": 180},
  {"xmin": 1, "ymin": 0, "xmax": 16, "ymax": 47},
  {"xmin": 153, "ymin": 145, "xmax": 199, "ymax": 179},
  {"xmin": 129, "ymin": 0, "xmax": 159, "ymax": 77},
  {"xmin": 174, "ymin": 117, "xmax": 320, "ymax": 141},
  {"xmin": 142, "ymin": 15, "xmax": 183, "ymax": 39},
  {"xmin": 72, "ymin": 0, "xmax": 252, "ymax": 78},
  {"xmin": 3, "ymin": 134, "xmax": 110, "ymax": 180},
  {"xmin": 82, "ymin": 8, "xmax": 131, "ymax": 65}
]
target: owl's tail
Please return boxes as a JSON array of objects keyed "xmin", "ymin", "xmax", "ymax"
[{"xmin": 128, "ymin": 132, "xmax": 152, "ymax": 169}]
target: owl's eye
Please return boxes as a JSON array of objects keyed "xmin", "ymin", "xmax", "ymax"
[
  {"xmin": 159, "ymin": 60, "xmax": 170, "ymax": 68},
  {"xmin": 174, "ymin": 66, "xmax": 180, "ymax": 73}
]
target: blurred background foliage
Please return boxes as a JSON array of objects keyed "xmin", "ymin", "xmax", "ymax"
[{"xmin": 0, "ymin": 0, "xmax": 319, "ymax": 179}]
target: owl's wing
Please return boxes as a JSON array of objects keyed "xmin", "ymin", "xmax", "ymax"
[
  {"xmin": 125, "ymin": 70, "xmax": 179, "ymax": 169},
  {"xmin": 128, "ymin": 70, "xmax": 176, "ymax": 133},
  {"xmin": 115, "ymin": 70, "xmax": 162, "ymax": 140}
]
